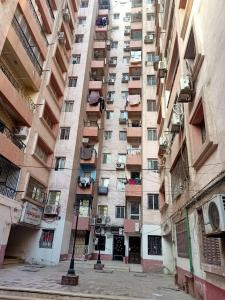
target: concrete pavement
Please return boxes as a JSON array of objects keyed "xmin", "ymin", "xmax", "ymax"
[{"xmin": 0, "ymin": 260, "xmax": 193, "ymax": 300}]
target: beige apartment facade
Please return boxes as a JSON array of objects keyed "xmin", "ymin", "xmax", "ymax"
[{"xmin": 157, "ymin": 0, "xmax": 225, "ymax": 298}]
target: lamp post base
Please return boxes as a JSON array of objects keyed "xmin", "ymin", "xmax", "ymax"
[
  {"xmin": 61, "ymin": 274, "xmax": 79, "ymax": 286},
  {"xmin": 94, "ymin": 263, "xmax": 104, "ymax": 270}
]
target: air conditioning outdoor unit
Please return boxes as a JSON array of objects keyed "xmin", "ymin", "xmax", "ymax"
[
  {"xmin": 171, "ymin": 111, "xmax": 183, "ymax": 133},
  {"xmin": 14, "ymin": 127, "xmax": 29, "ymax": 140},
  {"xmin": 82, "ymin": 137, "xmax": 89, "ymax": 144},
  {"xmin": 177, "ymin": 75, "xmax": 194, "ymax": 103},
  {"xmin": 144, "ymin": 34, "xmax": 154, "ymax": 44},
  {"xmin": 202, "ymin": 194, "xmax": 225, "ymax": 236},
  {"xmin": 158, "ymin": 60, "xmax": 167, "ymax": 78},
  {"xmin": 116, "ymin": 162, "xmax": 125, "ymax": 170},
  {"xmin": 44, "ymin": 204, "xmax": 58, "ymax": 215},
  {"xmin": 96, "ymin": 215, "xmax": 106, "ymax": 225},
  {"xmin": 63, "ymin": 9, "xmax": 70, "ymax": 22},
  {"xmin": 58, "ymin": 32, "xmax": 66, "ymax": 44}
]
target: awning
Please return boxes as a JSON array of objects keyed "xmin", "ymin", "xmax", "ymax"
[
  {"xmin": 88, "ymin": 91, "xmax": 100, "ymax": 105},
  {"xmin": 128, "ymin": 94, "xmax": 141, "ymax": 106}
]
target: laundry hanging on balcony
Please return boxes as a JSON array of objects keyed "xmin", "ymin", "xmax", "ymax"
[
  {"xmin": 88, "ymin": 91, "xmax": 100, "ymax": 105},
  {"xmin": 80, "ymin": 147, "xmax": 93, "ymax": 160},
  {"xmin": 96, "ymin": 17, "xmax": 108, "ymax": 26},
  {"xmin": 78, "ymin": 176, "xmax": 92, "ymax": 188},
  {"xmin": 128, "ymin": 94, "xmax": 141, "ymax": 106}
]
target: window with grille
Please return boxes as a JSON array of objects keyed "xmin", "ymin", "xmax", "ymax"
[
  {"xmin": 148, "ymin": 194, "xmax": 159, "ymax": 210},
  {"xmin": 116, "ymin": 206, "xmax": 125, "ymax": 218},
  {"xmin": 104, "ymin": 131, "xmax": 113, "ymax": 140},
  {"xmin": 75, "ymin": 34, "xmax": 84, "ymax": 43},
  {"xmin": 147, "ymin": 128, "xmax": 157, "ymax": 140},
  {"xmin": 148, "ymin": 236, "xmax": 162, "ymax": 255},
  {"xmin": 147, "ymin": 75, "xmax": 156, "ymax": 85},
  {"xmin": 119, "ymin": 131, "xmax": 127, "ymax": 141},
  {"xmin": 26, "ymin": 177, "xmax": 46, "ymax": 204},
  {"xmin": 199, "ymin": 209, "xmax": 222, "ymax": 266},
  {"xmin": 176, "ymin": 219, "xmax": 189, "ymax": 258},
  {"xmin": 64, "ymin": 101, "xmax": 74, "ymax": 112},
  {"xmin": 39, "ymin": 229, "xmax": 54, "ymax": 248},
  {"xmin": 147, "ymin": 159, "xmax": 158, "ymax": 172},
  {"xmin": 147, "ymin": 100, "xmax": 156, "ymax": 111},
  {"xmin": 60, "ymin": 127, "xmax": 70, "ymax": 140},
  {"xmin": 55, "ymin": 157, "xmax": 66, "ymax": 170},
  {"xmin": 68, "ymin": 77, "xmax": 77, "ymax": 87},
  {"xmin": 47, "ymin": 191, "xmax": 61, "ymax": 205},
  {"xmin": 170, "ymin": 146, "xmax": 189, "ymax": 200},
  {"xmin": 102, "ymin": 153, "xmax": 112, "ymax": 164}
]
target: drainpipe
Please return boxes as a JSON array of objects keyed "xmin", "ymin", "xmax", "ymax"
[{"xmin": 185, "ymin": 208, "xmax": 194, "ymax": 274}]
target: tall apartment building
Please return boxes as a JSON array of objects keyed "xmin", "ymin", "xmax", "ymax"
[
  {"xmin": 157, "ymin": 0, "xmax": 225, "ymax": 298},
  {"xmin": 0, "ymin": 0, "xmax": 162, "ymax": 272}
]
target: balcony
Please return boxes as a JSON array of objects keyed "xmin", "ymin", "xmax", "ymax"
[
  {"xmin": 0, "ymin": 124, "xmax": 26, "ymax": 167},
  {"xmin": 89, "ymin": 76, "xmax": 103, "ymax": 91},
  {"xmin": 80, "ymin": 148, "xmax": 97, "ymax": 167},
  {"xmin": 93, "ymin": 41, "xmax": 106, "ymax": 51},
  {"xmin": 128, "ymin": 77, "xmax": 142, "ymax": 90},
  {"xmin": 0, "ymin": 156, "xmax": 20, "ymax": 200},
  {"xmin": 127, "ymin": 126, "xmax": 142, "ymax": 143},
  {"xmin": 91, "ymin": 60, "xmax": 105, "ymax": 72},
  {"xmin": 125, "ymin": 180, "xmax": 142, "ymax": 199},
  {"xmin": 0, "ymin": 61, "xmax": 34, "ymax": 127},
  {"xmin": 124, "ymin": 219, "xmax": 140, "ymax": 233},
  {"xmin": 99, "ymin": 0, "xmax": 110, "ymax": 10},
  {"xmin": 130, "ymin": 40, "xmax": 142, "ymax": 50},
  {"xmin": 95, "ymin": 26, "xmax": 108, "ymax": 40},
  {"xmin": 76, "ymin": 177, "xmax": 94, "ymax": 196},
  {"xmin": 126, "ymin": 95, "xmax": 142, "ymax": 118},
  {"xmin": 126, "ymin": 149, "xmax": 141, "ymax": 170},
  {"xmin": 98, "ymin": 9, "xmax": 109, "ymax": 16},
  {"xmin": 131, "ymin": 23, "xmax": 142, "ymax": 30},
  {"xmin": 72, "ymin": 216, "xmax": 90, "ymax": 231},
  {"xmin": 83, "ymin": 122, "xmax": 99, "ymax": 142},
  {"xmin": 86, "ymin": 103, "xmax": 101, "ymax": 118},
  {"xmin": 36, "ymin": 0, "xmax": 54, "ymax": 34}
]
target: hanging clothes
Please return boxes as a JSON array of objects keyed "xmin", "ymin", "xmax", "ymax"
[{"xmin": 88, "ymin": 91, "xmax": 100, "ymax": 105}]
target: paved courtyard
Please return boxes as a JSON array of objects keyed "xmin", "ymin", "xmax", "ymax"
[{"xmin": 0, "ymin": 260, "xmax": 193, "ymax": 300}]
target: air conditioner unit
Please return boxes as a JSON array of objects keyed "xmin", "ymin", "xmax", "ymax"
[
  {"xmin": 144, "ymin": 34, "xmax": 154, "ymax": 44},
  {"xmin": 171, "ymin": 112, "xmax": 183, "ymax": 133},
  {"xmin": 58, "ymin": 32, "xmax": 65, "ymax": 44},
  {"xmin": 82, "ymin": 137, "xmax": 89, "ymax": 144},
  {"xmin": 158, "ymin": 60, "xmax": 167, "ymax": 78},
  {"xmin": 90, "ymin": 217, "xmax": 96, "ymax": 225},
  {"xmin": 202, "ymin": 194, "xmax": 225, "ymax": 236},
  {"xmin": 177, "ymin": 75, "xmax": 194, "ymax": 103},
  {"xmin": 96, "ymin": 215, "xmax": 106, "ymax": 225},
  {"xmin": 161, "ymin": 220, "xmax": 172, "ymax": 236},
  {"xmin": 14, "ymin": 127, "xmax": 29, "ymax": 140},
  {"xmin": 116, "ymin": 162, "xmax": 125, "ymax": 170},
  {"xmin": 159, "ymin": 136, "xmax": 168, "ymax": 151},
  {"xmin": 44, "ymin": 204, "xmax": 58, "ymax": 215},
  {"xmin": 63, "ymin": 9, "xmax": 70, "ymax": 22}
]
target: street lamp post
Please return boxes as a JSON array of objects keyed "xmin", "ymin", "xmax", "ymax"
[
  {"xmin": 61, "ymin": 203, "xmax": 79, "ymax": 285},
  {"xmin": 94, "ymin": 227, "xmax": 104, "ymax": 270}
]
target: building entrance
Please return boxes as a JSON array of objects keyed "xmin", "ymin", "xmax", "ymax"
[
  {"xmin": 128, "ymin": 236, "xmax": 141, "ymax": 264},
  {"xmin": 113, "ymin": 235, "xmax": 125, "ymax": 261}
]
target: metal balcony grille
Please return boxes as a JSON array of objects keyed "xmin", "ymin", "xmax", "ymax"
[{"xmin": 0, "ymin": 123, "xmax": 26, "ymax": 152}]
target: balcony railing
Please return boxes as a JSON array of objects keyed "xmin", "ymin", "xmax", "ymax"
[
  {"xmin": 0, "ymin": 59, "xmax": 35, "ymax": 112},
  {"xmin": 12, "ymin": 16, "xmax": 43, "ymax": 75},
  {"xmin": 84, "ymin": 120, "xmax": 99, "ymax": 128},
  {"xmin": 0, "ymin": 123, "xmax": 26, "ymax": 151},
  {"xmin": 127, "ymin": 148, "xmax": 141, "ymax": 155},
  {"xmin": 27, "ymin": 0, "xmax": 48, "ymax": 44}
]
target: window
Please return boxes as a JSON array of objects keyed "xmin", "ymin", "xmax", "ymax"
[
  {"xmin": 119, "ymin": 131, "xmax": 127, "ymax": 141},
  {"xmin": 78, "ymin": 199, "xmax": 90, "ymax": 217},
  {"xmin": 176, "ymin": 219, "xmax": 189, "ymax": 258},
  {"xmin": 104, "ymin": 131, "xmax": 112, "ymax": 140},
  {"xmin": 55, "ymin": 157, "xmax": 66, "ymax": 170},
  {"xmin": 184, "ymin": 28, "xmax": 196, "ymax": 71},
  {"xmin": 148, "ymin": 236, "xmax": 162, "ymax": 255},
  {"xmin": 111, "ymin": 41, "xmax": 118, "ymax": 48},
  {"xmin": 75, "ymin": 34, "xmax": 84, "ymax": 43},
  {"xmin": 64, "ymin": 101, "xmax": 74, "ymax": 112},
  {"xmin": 123, "ymin": 56, "xmax": 130, "ymax": 64},
  {"xmin": 98, "ymin": 205, "xmax": 108, "ymax": 216},
  {"xmin": 125, "ymin": 12, "xmax": 131, "ymax": 18},
  {"xmin": 112, "ymin": 26, "xmax": 119, "ymax": 31},
  {"xmin": 147, "ymin": 13, "xmax": 155, "ymax": 21},
  {"xmin": 102, "ymin": 153, "xmax": 112, "ymax": 164},
  {"xmin": 146, "ymin": 52, "xmax": 155, "ymax": 62},
  {"xmin": 72, "ymin": 54, "xmax": 81, "ymax": 64},
  {"xmin": 117, "ymin": 178, "xmax": 126, "ymax": 191},
  {"xmin": 26, "ymin": 177, "xmax": 46, "ymax": 204},
  {"xmin": 147, "ymin": 159, "xmax": 158, "ymax": 172},
  {"xmin": 130, "ymin": 202, "xmax": 139, "ymax": 219},
  {"xmin": 106, "ymin": 111, "xmax": 114, "ymax": 119},
  {"xmin": 148, "ymin": 194, "xmax": 159, "ymax": 210},
  {"xmin": 39, "ymin": 229, "xmax": 54, "ymax": 249},
  {"xmin": 147, "ymin": 100, "xmax": 156, "ymax": 111},
  {"xmin": 190, "ymin": 101, "xmax": 207, "ymax": 145},
  {"xmin": 68, "ymin": 76, "xmax": 77, "ymax": 87},
  {"xmin": 116, "ymin": 206, "xmax": 125, "ymax": 218},
  {"xmin": 146, "ymin": 0, "xmax": 155, "ymax": 4},
  {"xmin": 60, "ymin": 127, "xmax": 70, "ymax": 140},
  {"xmin": 95, "ymin": 235, "xmax": 106, "ymax": 251},
  {"xmin": 147, "ymin": 128, "xmax": 157, "ymax": 141},
  {"xmin": 78, "ymin": 16, "xmax": 86, "ymax": 24},
  {"xmin": 101, "ymin": 178, "xmax": 109, "ymax": 187},
  {"xmin": 131, "ymin": 30, "xmax": 142, "ymax": 40},
  {"xmin": 121, "ymin": 91, "xmax": 128, "ymax": 99},
  {"xmin": 35, "ymin": 143, "xmax": 48, "ymax": 163},
  {"xmin": 117, "ymin": 154, "xmax": 126, "ymax": 163},
  {"xmin": 81, "ymin": 0, "xmax": 89, "ymax": 8},
  {"xmin": 147, "ymin": 75, "xmax": 156, "ymax": 86},
  {"xmin": 109, "ymin": 73, "xmax": 116, "ymax": 80},
  {"xmin": 107, "ymin": 91, "xmax": 115, "ymax": 101},
  {"xmin": 113, "ymin": 13, "xmax": 120, "ymax": 19},
  {"xmin": 47, "ymin": 191, "xmax": 61, "ymax": 205}
]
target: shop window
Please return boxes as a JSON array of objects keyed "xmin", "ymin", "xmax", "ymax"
[
  {"xmin": 176, "ymin": 219, "xmax": 189, "ymax": 258},
  {"xmin": 148, "ymin": 236, "xmax": 162, "ymax": 255},
  {"xmin": 39, "ymin": 229, "xmax": 54, "ymax": 248}
]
